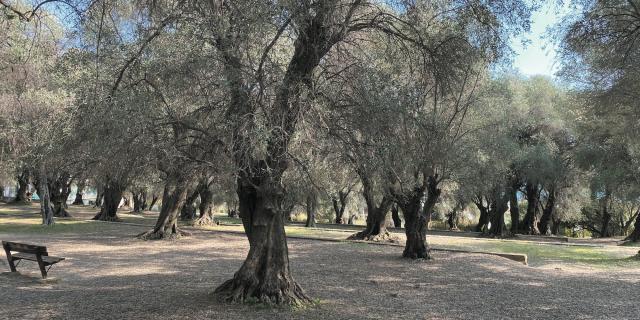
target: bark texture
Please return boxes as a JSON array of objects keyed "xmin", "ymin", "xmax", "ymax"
[
  {"xmin": 332, "ymin": 190, "xmax": 350, "ymax": 224},
  {"xmin": 538, "ymin": 187, "xmax": 556, "ymax": 236},
  {"xmin": 391, "ymin": 204, "xmax": 402, "ymax": 228},
  {"xmin": 625, "ymin": 212, "xmax": 640, "ymax": 242},
  {"xmin": 38, "ymin": 168, "xmax": 54, "ymax": 225},
  {"xmin": 305, "ymin": 192, "xmax": 317, "ymax": 227},
  {"xmin": 194, "ymin": 179, "xmax": 218, "ymax": 226},
  {"xmin": 509, "ymin": 184, "xmax": 520, "ymax": 234},
  {"xmin": 474, "ymin": 196, "xmax": 490, "ymax": 233},
  {"xmin": 72, "ymin": 180, "xmax": 86, "ymax": 205}
]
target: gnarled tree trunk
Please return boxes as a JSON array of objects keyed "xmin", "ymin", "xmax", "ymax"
[
  {"xmin": 148, "ymin": 193, "xmax": 159, "ymax": 211},
  {"xmin": 488, "ymin": 187, "xmax": 509, "ymax": 238},
  {"xmin": 332, "ymin": 190, "xmax": 349, "ymax": 224},
  {"xmin": 521, "ymin": 183, "xmax": 540, "ymax": 235},
  {"xmin": 72, "ymin": 180, "xmax": 86, "ymax": 205},
  {"xmin": 93, "ymin": 179, "xmax": 124, "ymax": 222},
  {"xmin": 194, "ymin": 180, "xmax": 217, "ymax": 226},
  {"xmin": 180, "ymin": 186, "xmax": 200, "ymax": 221},
  {"xmin": 625, "ymin": 211, "xmax": 640, "ymax": 242},
  {"xmin": 38, "ymin": 167, "xmax": 54, "ymax": 225},
  {"xmin": 348, "ymin": 172, "xmax": 394, "ymax": 241},
  {"xmin": 138, "ymin": 173, "xmax": 192, "ymax": 240},
  {"xmin": 474, "ymin": 196, "xmax": 490, "ymax": 232},
  {"xmin": 538, "ymin": 187, "xmax": 556, "ymax": 236},
  {"xmin": 400, "ymin": 176, "xmax": 440, "ymax": 259},
  {"xmin": 94, "ymin": 184, "xmax": 104, "ymax": 208},
  {"xmin": 13, "ymin": 168, "xmax": 31, "ymax": 204}
]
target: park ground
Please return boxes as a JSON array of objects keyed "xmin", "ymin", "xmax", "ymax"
[{"xmin": 1, "ymin": 203, "xmax": 640, "ymax": 319}]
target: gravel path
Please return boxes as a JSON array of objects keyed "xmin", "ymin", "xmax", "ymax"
[{"xmin": 1, "ymin": 226, "xmax": 639, "ymax": 320}]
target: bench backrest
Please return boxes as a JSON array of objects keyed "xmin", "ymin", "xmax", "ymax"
[{"xmin": 2, "ymin": 241, "xmax": 48, "ymax": 255}]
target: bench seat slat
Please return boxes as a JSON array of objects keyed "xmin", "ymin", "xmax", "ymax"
[{"xmin": 11, "ymin": 253, "xmax": 65, "ymax": 265}]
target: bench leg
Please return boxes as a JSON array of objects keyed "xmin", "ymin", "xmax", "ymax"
[
  {"xmin": 3, "ymin": 246, "xmax": 17, "ymax": 272},
  {"xmin": 36, "ymin": 256, "xmax": 47, "ymax": 279}
]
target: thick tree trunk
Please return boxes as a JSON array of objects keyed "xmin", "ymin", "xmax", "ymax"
[
  {"xmin": 488, "ymin": 189, "xmax": 510, "ymax": 238},
  {"xmin": 332, "ymin": 190, "xmax": 349, "ymax": 224},
  {"xmin": 474, "ymin": 197, "xmax": 490, "ymax": 232},
  {"xmin": 138, "ymin": 174, "xmax": 192, "ymax": 240},
  {"xmin": 521, "ymin": 183, "xmax": 540, "ymax": 235},
  {"xmin": 391, "ymin": 204, "xmax": 402, "ymax": 228},
  {"xmin": 305, "ymin": 192, "xmax": 317, "ymax": 227},
  {"xmin": 132, "ymin": 190, "xmax": 146, "ymax": 213},
  {"xmin": 49, "ymin": 174, "xmax": 72, "ymax": 218},
  {"xmin": 92, "ymin": 181, "xmax": 124, "ymax": 222},
  {"xmin": 348, "ymin": 171, "xmax": 394, "ymax": 241},
  {"xmin": 401, "ymin": 176, "xmax": 440, "ymax": 259},
  {"xmin": 625, "ymin": 212, "xmax": 640, "ymax": 242},
  {"xmin": 72, "ymin": 180, "xmax": 86, "ymax": 205},
  {"xmin": 180, "ymin": 187, "xmax": 199, "ymax": 221},
  {"xmin": 538, "ymin": 188, "xmax": 556, "ymax": 236},
  {"xmin": 509, "ymin": 186, "xmax": 520, "ymax": 234},
  {"xmin": 194, "ymin": 182, "xmax": 217, "ymax": 226},
  {"xmin": 13, "ymin": 168, "xmax": 31, "ymax": 204},
  {"xmin": 0, "ymin": 185, "xmax": 4, "ymax": 202}
]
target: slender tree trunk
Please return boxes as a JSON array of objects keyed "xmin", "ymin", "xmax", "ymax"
[
  {"xmin": 92, "ymin": 180, "xmax": 124, "ymax": 222},
  {"xmin": 194, "ymin": 181, "xmax": 217, "ymax": 226},
  {"xmin": 538, "ymin": 188, "xmax": 556, "ymax": 236},
  {"xmin": 521, "ymin": 183, "xmax": 540, "ymax": 235},
  {"xmin": 72, "ymin": 180, "xmax": 86, "ymax": 205},
  {"xmin": 138, "ymin": 173, "xmax": 192, "ymax": 239},
  {"xmin": 13, "ymin": 168, "xmax": 31, "ymax": 204},
  {"xmin": 0, "ymin": 185, "xmax": 4, "ymax": 202},
  {"xmin": 400, "ymin": 176, "xmax": 440, "ymax": 259},
  {"xmin": 391, "ymin": 204, "xmax": 402, "ymax": 228},
  {"xmin": 305, "ymin": 192, "xmax": 317, "ymax": 227},
  {"xmin": 600, "ymin": 190, "xmax": 613, "ymax": 238}
]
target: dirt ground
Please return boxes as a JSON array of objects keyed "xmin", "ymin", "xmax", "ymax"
[{"xmin": 1, "ymin": 222, "xmax": 639, "ymax": 320}]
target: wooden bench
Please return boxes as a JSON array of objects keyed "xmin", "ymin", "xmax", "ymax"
[{"xmin": 2, "ymin": 241, "xmax": 65, "ymax": 279}]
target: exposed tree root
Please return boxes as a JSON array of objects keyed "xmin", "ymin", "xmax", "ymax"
[
  {"xmin": 136, "ymin": 228, "xmax": 191, "ymax": 240},
  {"xmin": 193, "ymin": 215, "xmax": 219, "ymax": 227},
  {"xmin": 92, "ymin": 213, "xmax": 122, "ymax": 222},
  {"xmin": 347, "ymin": 230, "xmax": 399, "ymax": 243},
  {"xmin": 214, "ymin": 276, "xmax": 312, "ymax": 306}
]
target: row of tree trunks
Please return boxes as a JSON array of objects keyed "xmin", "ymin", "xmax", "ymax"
[
  {"xmin": 521, "ymin": 183, "xmax": 541, "ymax": 235},
  {"xmin": 92, "ymin": 179, "xmax": 125, "ymax": 222},
  {"xmin": 72, "ymin": 180, "xmax": 86, "ymax": 205},
  {"xmin": 138, "ymin": 172, "xmax": 193, "ymax": 239},
  {"xmin": 13, "ymin": 168, "xmax": 32, "ymax": 204},
  {"xmin": 401, "ymin": 176, "xmax": 441, "ymax": 259}
]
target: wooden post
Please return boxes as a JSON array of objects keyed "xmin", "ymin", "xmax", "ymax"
[{"xmin": 2, "ymin": 242, "xmax": 17, "ymax": 272}]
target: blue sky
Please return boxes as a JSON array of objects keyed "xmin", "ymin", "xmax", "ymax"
[{"xmin": 511, "ymin": 2, "xmax": 571, "ymax": 77}]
